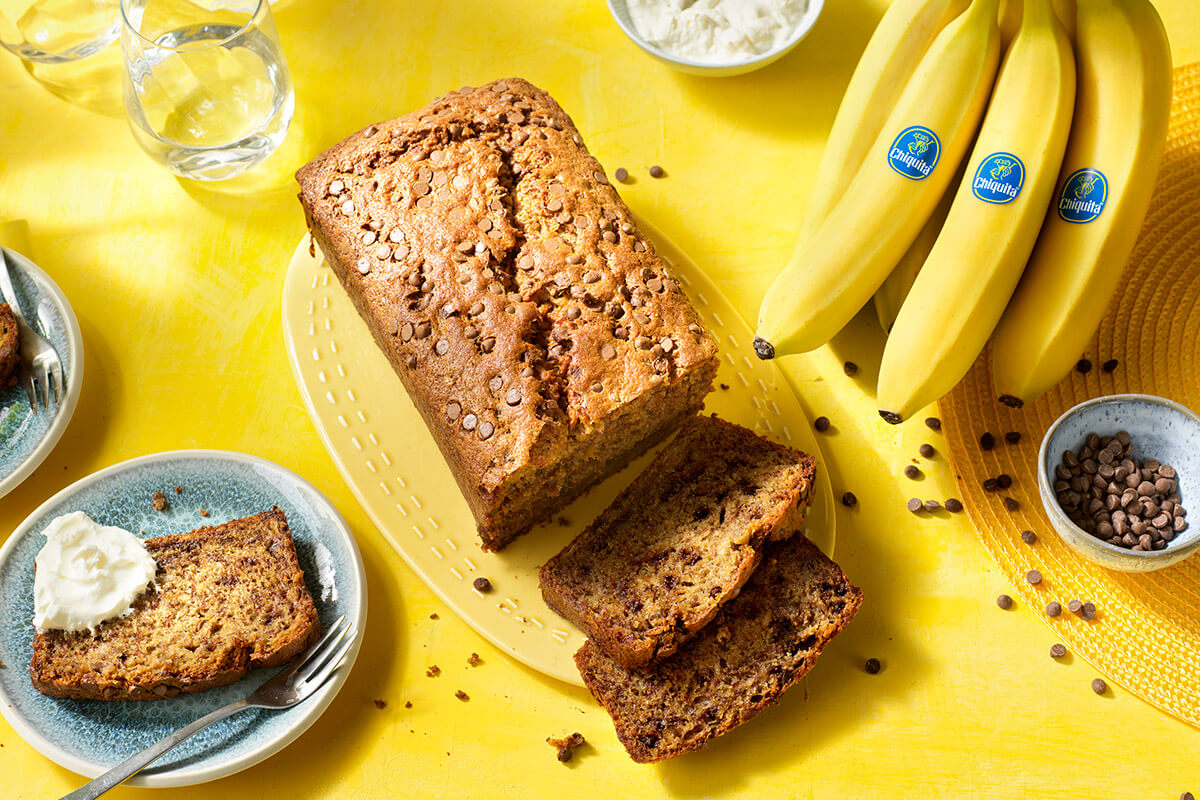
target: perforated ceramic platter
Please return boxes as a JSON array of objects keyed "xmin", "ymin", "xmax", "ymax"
[
  {"xmin": 0, "ymin": 450, "xmax": 365, "ymax": 787},
  {"xmin": 282, "ymin": 219, "xmax": 834, "ymax": 685}
]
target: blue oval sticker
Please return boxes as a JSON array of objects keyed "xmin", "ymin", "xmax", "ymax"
[
  {"xmin": 972, "ymin": 152, "xmax": 1025, "ymax": 204},
  {"xmin": 888, "ymin": 126, "xmax": 941, "ymax": 181},
  {"xmin": 1057, "ymin": 168, "xmax": 1108, "ymax": 223}
]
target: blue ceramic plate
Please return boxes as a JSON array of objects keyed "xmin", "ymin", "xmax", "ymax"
[
  {"xmin": 0, "ymin": 247, "xmax": 84, "ymax": 499},
  {"xmin": 0, "ymin": 450, "xmax": 366, "ymax": 787}
]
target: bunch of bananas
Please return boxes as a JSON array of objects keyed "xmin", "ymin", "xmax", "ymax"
[{"xmin": 753, "ymin": 0, "xmax": 1172, "ymax": 422}]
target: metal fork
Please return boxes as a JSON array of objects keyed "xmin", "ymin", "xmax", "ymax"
[
  {"xmin": 0, "ymin": 248, "xmax": 65, "ymax": 413},
  {"xmin": 60, "ymin": 615, "xmax": 356, "ymax": 800}
]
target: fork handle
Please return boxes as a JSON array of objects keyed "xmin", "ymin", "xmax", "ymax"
[{"xmin": 59, "ymin": 698, "xmax": 252, "ymax": 800}]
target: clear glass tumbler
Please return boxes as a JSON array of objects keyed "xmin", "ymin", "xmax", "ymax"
[
  {"xmin": 120, "ymin": 0, "xmax": 293, "ymax": 181},
  {"xmin": 0, "ymin": 0, "xmax": 120, "ymax": 62}
]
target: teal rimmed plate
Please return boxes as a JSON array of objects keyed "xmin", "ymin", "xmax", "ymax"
[
  {"xmin": 0, "ymin": 450, "xmax": 366, "ymax": 787},
  {"xmin": 0, "ymin": 247, "xmax": 84, "ymax": 499}
]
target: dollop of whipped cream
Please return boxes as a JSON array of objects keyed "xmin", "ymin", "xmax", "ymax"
[
  {"xmin": 626, "ymin": 0, "xmax": 809, "ymax": 65},
  {"xmin": 33, "ymin": 511, "xmax": 157, "ymax": 633}
]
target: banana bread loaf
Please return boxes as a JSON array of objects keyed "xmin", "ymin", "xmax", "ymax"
[
  {"xmin": 575, "ymin": 535, "xmax": 861, "ymax": 763},
  {"xmin": 296, "ymin": 78, "xmax": 720, "ymax": 551},
  {"xmin": 0, "ymin": 303, "xmax": 18, "ymax": 387},
  {"xmin": 30, "ymin": 508, "xmax": 321, "ymax": 701},
  {"xmin": 540, "ymin": 414, "xmax": 817, "ymax": 668}
]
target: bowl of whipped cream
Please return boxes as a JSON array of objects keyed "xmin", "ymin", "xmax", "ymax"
[{"xmin": 608, "ymin": 0, "xmax": 824, "ymax": 76}]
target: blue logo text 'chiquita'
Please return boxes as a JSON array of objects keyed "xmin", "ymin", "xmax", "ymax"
[
  {"xmin": 888, "ymin": 126, "xmax": 941, "ymax": 181},
  {"xmin": 972, "ymin": 152, "xmax": 1025, "ymax": 204},
  {"xmin": 1057, "ymin": 168, "xmax": 1108, "ymax": 223}
]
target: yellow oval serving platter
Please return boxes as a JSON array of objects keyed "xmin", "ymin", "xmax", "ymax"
[{"xmin": 281, "ymin": 217, "xmax": 834, "ymax": 685}]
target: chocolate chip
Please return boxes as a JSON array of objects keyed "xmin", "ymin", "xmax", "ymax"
[
  {"xmin": 814, "ymin": 416, "xmax": 831, "ymax": 432},
  {"xmin": 435, "ymin": 339, "xmax": 449, "ymax": 355},
  {"xmin": 1102, "ymin": 359, "xmax": 1119, "ymax": 373},
  {"xmin": 462, "ymin": 414, "xmax": 477, "ymax": 432},
  {"xmin": 1076, "ymin": 358, "xmax": 1093, "ymax": 374},
  {"xmin": 328, "ymin": 179, "xmax": 345, "ymax": 194},
  {"xmin": 1003, "ymin": 497, "xmax": 1020, "ymax": 512},
  {"xmin": 983, "ymin": 478, "xmax": 999, "ymax": 492},
  {"xmin": 649, "ymin": 165, "xmax": 665, "ymax": 178},
  {"xmin": 1046, "ymin": 601, "xmax": 1062, "ymax": 617},
  {"xmin": 478, "ymin": 421, "xmax": 494, "ymax": 440},
  {"xmin": 904, "ymin": 465, "xmax": 922, "ymax": 480},
  {"xmin": 1081, "ymin": 601, "xmax": 1096, "ymax": 620},
  {"xmin": 1026, "ymin": 570, "xmax": 1043, "ymax": 585},
  {"xmin": 1020, "ymin": 530, "xmax": 1037, "ymax": 544},
  {"xmin": 925, "ymin": 417, "xmax": 942, "ymax": 431},
  {"xmin": 980, "ymin": 432, "xmax": 995, "ymax": 450},
  {"xmin": 907, "ymin": 498, "xmax": 923, "ymax": 513},
  {"xmin": 1050, "ymin": 643, "xmax": 1067, "ymax": 658},
  {"xmin": 1067, "ymin": 599, "xmax": 1083, "ymax": 614},
  {"xmin": 556, "ymin": 747, "xmax": 573, "ymax": 762},
  {"xmin": 600, "ymin": 343, "xmax": 617, "ymax": 360},
  {"xmin": 996, "ymin": 594, "xmax": 1013, "ymax": 610},
  {"xmin": 923, "ymin": 499, "xmax": 941, "ymax": 512},
  {"xmin": 945, "ymin": 498, "xmax": 963, "ymax": 513},
  {"xmin": 473, "ymin": 577, "xmax": 492, "ymax": 592},
  {"xmin": 506, "ymin": 388, "xmax": 521, "ymax": 406},
  {"xmin": 919, "ymin": 443, "xmax": 935, "ymax": 458},
  {"xmin": 1004, "ymin": 431, "xmax": 1021, "ymax": 444},
  {"xmin": 863, "ymin": 658, "xmax": 881, "ymax": 674},
  {"xmin": 615, "ymin": 167, "xmax": 628, "ymax": 182},
  {"xmin": 1091, "ymin": 678, "xmax": 1107, "ymax": 694},
  {"xmin": 997, "ymin": 474, "xmax": 1013, "ymax": 489},
  {"xmin": 843, "ymin": 361, "xmax": 858, "ymax": 376},
  {"xmin": 455, "ymin": 690, "xmax": 469, "ymax": 701},
  {"xmin": 841, "ymin": 492, "xmax": 858, "ymax": 507},
  {"xmin": 446, "ymin": 401, "xmax": 461, "ymax": 421}
]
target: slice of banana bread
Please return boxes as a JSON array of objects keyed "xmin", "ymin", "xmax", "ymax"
[
  {"xmin": 30, "ymin": 508, "xmax": 321, "ymax": 701},
  {"xmin": 574, "ymin": 535, "xmax": 861, "ymax": 763},
  {"xmin": 539, "ymin": 414, "xmax": 817, "ymax": 668},
  {"xmin": 0, "ymin": 303, "xmax": 18, "ymax": 387}
]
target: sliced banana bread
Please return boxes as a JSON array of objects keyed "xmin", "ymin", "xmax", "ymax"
[
  {"xmin": 539, "ymin": 414, "xmax": 817, "ymax": 668},
  {"xmin": 575, "ymin": 535, "xmax": 861, "ymax": 763},
  {"xmin": 0, "ymin": 303, "xmax": 18, "ymax": 387},
  {"xmin": 30, "ymin": 508, "xmax": 321, "ymax": 701}
]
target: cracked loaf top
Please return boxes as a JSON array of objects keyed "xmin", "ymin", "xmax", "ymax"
[{"xmin": 296, "ymin": 78, "xmax": 718, "ymax": 502}]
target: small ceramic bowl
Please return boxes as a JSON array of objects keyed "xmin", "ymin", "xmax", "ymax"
[
  {"xmin": 606, "ymin": 0, "xmax": 824, "ymax": 77},
  {"xmin": 1038, "ymin": 394, "xmax": 1200, "ymax": 573}
]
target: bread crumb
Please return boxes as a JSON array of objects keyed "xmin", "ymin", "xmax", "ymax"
[
  {"xmin": 547, "ymin": 732, "xmax": 586, "ymax": 763},
  {"xmin": 455, "ymin": 690, "xmax": 469, "ymax": 701},
  {"xmin": 557, "ymin": 516, "xmax": 571, "ymax": 527},
  {"xmin": 199, "ymin": 509, "xmax": 209, "ymax": 517},
  {"xmin": 468, "ymin": 652, "xmax": 481, "ymax": 666},
  {"xmin": 173, "ymin": 486, "xmax": 182, "ymax": 494},
  {"xmin": 404, "ymin": 701, "xmax": 413, "ymax": 709},
  {"xmin": 426, "ymin": 665, "xmax": 441, "ymax": 677},
  {"xmin": 151, "ymin": 492, "xmax": 167, "ymax": 511},
  {"xmin": 429, "ymin": 613, "xmax": 439, "ymax": 620},
  {"xmin": 373, "ymin": 699, "xmax": 387, "ymax": 709},
  {"xmin": 719, "ymin": 383, "xmax": 730, "ymax": 390}
]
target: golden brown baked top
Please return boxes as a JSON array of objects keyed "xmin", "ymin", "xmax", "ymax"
[
  {"xmin": 30, "ymin": 508, "xmax": 321, "ymax": 701},
  {"xmin": 296, "ymin": 78, "xmax": 717, "ymax": 497}
]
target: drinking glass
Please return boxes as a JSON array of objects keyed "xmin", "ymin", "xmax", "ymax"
[
  {"xmin": 120, "ymin": 0, "xmax": 293, "ymax": 181},
  {"xmin": 0, "ymin": 0, "xmax": 119, "ymax": 62}
]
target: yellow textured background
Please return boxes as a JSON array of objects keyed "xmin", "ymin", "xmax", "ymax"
[{"xmin": 2, "ymin": 1, "xmax": 1199, "ymax": 797}]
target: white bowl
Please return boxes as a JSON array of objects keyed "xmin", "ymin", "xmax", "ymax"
[
  {"xmin": 1037, "ymin": 394, "xmax": 1200, "ymax": 573},
  {"xmin": 606, "ymin": 0, "xmax": 824, "ymax": 77}
]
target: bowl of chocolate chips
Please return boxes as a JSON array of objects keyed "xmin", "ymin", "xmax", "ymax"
[{"xmin": 1038, "ymin": 394, "xmax": 1200, "ymax": 572}]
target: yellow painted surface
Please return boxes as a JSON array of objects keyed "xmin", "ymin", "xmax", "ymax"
[{"xmin": 2, "ymin": 1, "xmax": 1199, "ymax": 797}]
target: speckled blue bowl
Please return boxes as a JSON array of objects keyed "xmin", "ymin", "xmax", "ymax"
[
  {"xmin": 1038, "ymin": 394, "xmax": 1200, "ymax": 573},
  {"xmin": 0, "ymin": 450, "xmax": 366, "ymax": 787}
]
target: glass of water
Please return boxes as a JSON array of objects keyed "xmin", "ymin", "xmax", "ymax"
[
  {"xmin": 120, "ymin": 0, "xmax": 293, "ymax": 181},
  {"xmin": 1, "ymin": 0, "xmax": 119, "ymax": 62}
]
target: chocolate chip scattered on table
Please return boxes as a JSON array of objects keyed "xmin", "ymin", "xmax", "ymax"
[
  {"xmin": 841, "ymin": 491, "xmax": 858, "ymax": 508},
  {"xmin": 473, "ymin": 577, "xmax": 493, "ymax": 593},
  {"xmin": 925, "ymin": 417, "xmax": 942, "ymax": 432},
  {"xmin": 1046, "ymin": 601, "xmax": 1062, "ymax": 617},
  {"xmin": 919, "ymin": 443, "xmax": 935, "ymax": 458},
  {"xmin": 1091, "ymin": 678, "xmax": 1107, "ymax": 694},
  {"xmin": 814, "ymin": 416, "xmax": 831, "ymax": 432},
  {"xmin": 996, "ymin": 594, "xmax": 1013, "ymax": 609},
  {"xmin": 904, "ymin": 465, "xmax": 922, "ymax": 480},
  {"xmin": 863, "ymin": 657, "xmax": 881, "ymax": 674},
  {"xmin": 843, "ymin": 361, "xmax": 858, "ymax": 376},
  {"xmin": 1052, "ymin": 431, "xmax": 1188, "ymax": 550},
  {"xmin": 1050, "ymin": 643, "xmax": 1067, "ymax": 658},
  {"xmin": 944, "ymin": 498, "xmax": 963, "ymax": 513},
  {"xmin": 1020, "ymin": 530, "xmax": 1037, "ymax": 544}
]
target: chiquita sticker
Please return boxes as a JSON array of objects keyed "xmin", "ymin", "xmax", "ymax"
[
  {"xmin": 888, "ymin": 126, "xmax": 941, "ymax": 181},
  {"xmin": 972, "ymin": 153, "xmax": 1025, "ymax": 204},
  {"xmin": 1057, "ymin": 168, "xmax": 1108, "ymax": 223}
]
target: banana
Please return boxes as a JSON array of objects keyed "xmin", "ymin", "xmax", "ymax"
[
  {"xmin": 799, "ymin": 0, "xmax": 971, "ymax": 241},
  {"xmin": 755, "ymin": 0, "xmax": 1002, "ymax": 359},
  {"xmin": 877, "ymin": 0, "xmax": 1075, "ymax": 424},
  {"xmin": 872, "ymin": 164, "xmax": 960, "ymax": 332},
  {"xmin": 990, "ymin": 0, "xmax": 1171, "ymax": 408}
]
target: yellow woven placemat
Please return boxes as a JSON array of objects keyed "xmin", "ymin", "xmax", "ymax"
[{"xmin": 940, "ymin": 61, "xmax": 1200, "ymax": 727}]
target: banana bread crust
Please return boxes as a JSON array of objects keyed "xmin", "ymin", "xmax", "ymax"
[
  {"xmin": 296, "ymin": 78, "xmax": 719, "ymax": 550},
  {"xmin": 540, "ymin": 415, "xmax": 818, "ymax": 668},
  {"xmin": 30, "ymin": 508, "xmax": 321, "ymax": 701},
  {"xmin": 0, "ymin": 303, "xmax": 18, "ymax": 387}
]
